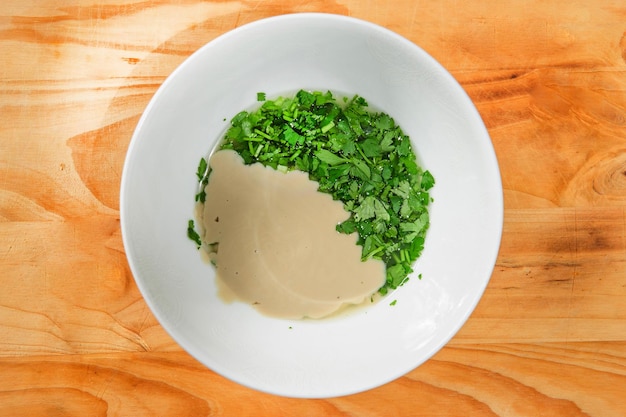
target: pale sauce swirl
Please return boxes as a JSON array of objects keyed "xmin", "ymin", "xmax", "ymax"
[{"xmin": 201, "ymin": 150, "xmax": 385, "ymax": 319}]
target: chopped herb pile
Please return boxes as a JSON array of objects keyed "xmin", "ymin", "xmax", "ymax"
[{"xmin": 196, "ymin": 90, "xmax": 434, "ymax": 295}]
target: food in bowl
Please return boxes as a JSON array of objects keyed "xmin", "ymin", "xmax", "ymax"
[
  {"xmin": 120, "ymin": 13, "xmax": 502, "ymax": 397},
  {"xmin": 190, "ymin": 90, "xmax": 435, "ymax": 319}
]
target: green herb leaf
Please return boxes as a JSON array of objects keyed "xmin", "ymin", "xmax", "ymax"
[
  {"xmin": 283, "ymin": 125, "xmax": 304, "ymax": 146},
  {"xmin": 195, "ymin": 189, "xmax": 206, "ymax": 203},
  {"xmin": 315, "ymin": 149, "xmax": 347, "ymax": 166},
  {"xmin": 421, "ymin": 170, "xmax": 435, "ymax": 190},
  {"xmin": 351, "ymin": 159, "xmax": 371, "ymax": 179},
  {"xmin": 386, "ymin": 264, "xmax": 406, "ymax": 288},
  {"xmin": 360, "ymin": 138, "xmax": 382, "ymax": 158},
  {"xmin": 196, "ymin": 157, "xmax": 207, "ymax": 181},
  {"xmin": 187, "ymin": 220, "xmax": 201, "ymax": 248}
]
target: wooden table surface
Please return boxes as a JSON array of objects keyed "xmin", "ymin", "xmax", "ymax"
[{"xmin": 2, "ymin": 1, "xmax": 626, "ymax": 415}]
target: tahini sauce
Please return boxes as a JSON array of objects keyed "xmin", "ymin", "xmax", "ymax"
[{"xmin": 201, "ymin": 150, "xmax": 386, "ymax": 319}]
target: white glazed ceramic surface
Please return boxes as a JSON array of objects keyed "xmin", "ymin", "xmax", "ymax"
[{"xmin": 121, "ymin": 13, "xmax": 503, "ymax": 398}]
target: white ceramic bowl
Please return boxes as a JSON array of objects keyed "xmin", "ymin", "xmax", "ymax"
[{"xmin": 121, "ymin": 13, "xmax": 503, "ymax": 398}]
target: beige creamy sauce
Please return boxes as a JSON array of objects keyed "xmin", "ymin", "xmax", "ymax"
[{"xmin": 201, "ymin": 149, "xmax": 386, "ymax": 319}]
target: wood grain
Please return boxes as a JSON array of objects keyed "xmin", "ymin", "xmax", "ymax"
[{"xmin": 1, "ymin": 0, "xmax": 626, "ymax": 415}]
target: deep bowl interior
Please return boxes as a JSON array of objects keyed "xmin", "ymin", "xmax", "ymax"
[{"xmin": 120, "ymin": 13, "xmax": 503, "ymax": 398}]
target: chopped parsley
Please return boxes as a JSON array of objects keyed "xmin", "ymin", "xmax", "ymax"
[
  {"xmin": 194, "ymin": 90, "xmax": 434, "ymax": 295},
  {"xmin": 195, "ymin": 157, "xmax": 209, "ymax": 203},
  {"xmin": 187, "ymin": 219, "xmax": 202, "ymax": 248}
]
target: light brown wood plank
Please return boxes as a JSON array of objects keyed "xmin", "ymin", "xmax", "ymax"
[{"xmin": 1, "ymin": 346, "xmax": 624, "ymax": 416}]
